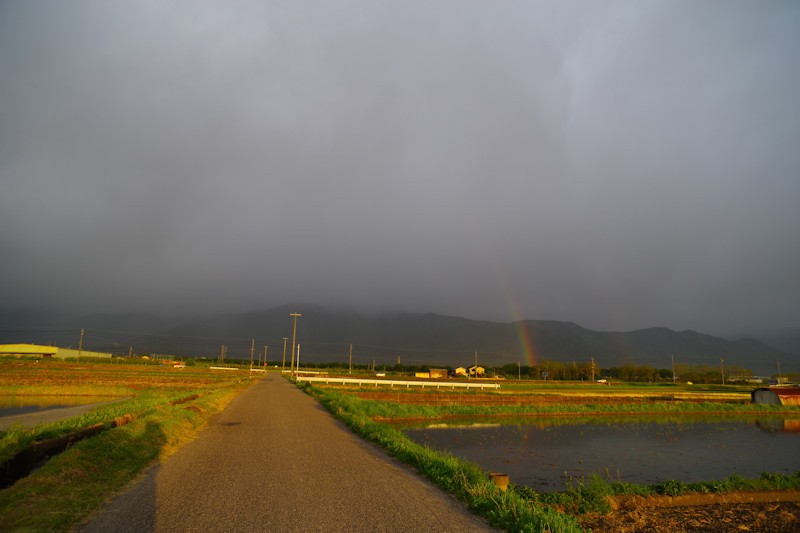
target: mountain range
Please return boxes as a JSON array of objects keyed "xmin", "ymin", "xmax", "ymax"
[{"xmin": 1, "ymin": 304, "xmax": 796, "ymax": 375}]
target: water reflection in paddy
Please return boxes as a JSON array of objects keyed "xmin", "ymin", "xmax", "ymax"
[
  {"xmin": 402, "ymin": 416, "xmax": 800, "ymax": 492},
  {"xmin": 0, "ymin": 395, "xmax": 121, "ymax": 418}
]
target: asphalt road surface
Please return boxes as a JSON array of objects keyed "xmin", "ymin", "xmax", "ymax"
[{"xmin": 79, "ymin": 374, "xmax": 495, "ymax": 532}]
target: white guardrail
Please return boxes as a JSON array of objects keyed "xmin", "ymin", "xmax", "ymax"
[{"xmin": 295, "ymin": 376, "xmax": 500, "ymax": 390}]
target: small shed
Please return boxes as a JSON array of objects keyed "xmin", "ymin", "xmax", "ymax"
[
  {"xmin": 752, "ymin": 387, "xmax": 800, "ymax": 406},
  {"xmin": 468, "ymin": 365, "xmax": 485, "ymax": 377},
  {"xmin": 428, "ymin": 368, "xmax": 448, "ymax": 379}
]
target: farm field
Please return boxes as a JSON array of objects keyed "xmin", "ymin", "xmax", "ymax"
[
  {"xmin": 307, "ymin": 378, "xmax": 800, "ymax": 532},
  {"xmin": 0, "ymin": 359, "xmax": 254, "ymax": 531},
  {"xmin": 310, "ymin": 377, "xmax": 775, "ymax": 421},
  {"xmin": 3, "ymin": 361, "xmax": 798, "ymax": 532}
]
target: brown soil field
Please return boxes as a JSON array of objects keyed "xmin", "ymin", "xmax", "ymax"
[
  {"xmin": 0, "ymin": 361, "xmax": 223, "ymax": 390},
  {"xmin": 579, "ymin": 492, "xmax": 800, "ymax": 532},
  {"xmin": 356, "ymin": 391, "xmax": 599, "ymax": 405},
  {"xmin": 353, "ymin": 391, "xmax": 739, "ymax": 406}
]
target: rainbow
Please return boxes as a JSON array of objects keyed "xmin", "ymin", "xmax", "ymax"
[{"xmin": 494, "ymin": 265, "xmax": 538, "ymax": 367}]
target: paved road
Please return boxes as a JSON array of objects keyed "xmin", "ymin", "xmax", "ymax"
[{"xmin": 80, "ymin": 374, "xmax": 495, "ymax": 532}]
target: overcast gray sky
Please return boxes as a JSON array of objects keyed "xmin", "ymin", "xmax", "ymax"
[{"xmin": 1, "ymin": 0, "xmax": 798, "ymax": 336}]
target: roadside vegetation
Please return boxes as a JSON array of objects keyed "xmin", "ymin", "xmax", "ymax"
[
  {"xmin": 0, "ymin": 360, "xmax": 252, "ymax": 531},
  {"xmin": 519, "ymin": 471, "xmax": 800, "ymax": 515}
]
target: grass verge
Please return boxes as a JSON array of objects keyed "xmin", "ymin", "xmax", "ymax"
[
  {"xmin": 515, "ymin": 470, "xmax": 800, "ymax": 516},
  {"xmin": 0, "ymin": 366, "xmax": 251, "ymax": 531}
]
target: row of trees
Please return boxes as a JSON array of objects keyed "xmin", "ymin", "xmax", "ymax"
[
  {"xmin": 293, "ymin": 359, "xmax": 771, "ymax": 384},
  {"xmin": 172, "ymin": 355, "xmax": 797, "ymax": 384},
  {"xmin": 492, "ymin": 360, "xmax": 778, "ymax": 384}
]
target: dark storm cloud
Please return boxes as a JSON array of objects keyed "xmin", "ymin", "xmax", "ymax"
[{"xmin": 1, "ymin": 1, "xmax": 798, "ymax": 336}]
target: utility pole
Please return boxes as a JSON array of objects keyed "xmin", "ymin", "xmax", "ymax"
[
  {"xmin": 250, "ymin": 338, "xmax": 255, "ymax": 369},
  {"xmin": 720, "ymin": 358, "xmax": 725, "ymax": 385},
  {"xmin": 219, "ymin": 344, "xmax": 225, "ymax": 365},
  {"xmin": 78, "ymin": 328, "xmax": 84, "ymax": 357},
  {"xmin": 671, "ymin": 355, "xmax": 676, "ymax": 384},
  {"xmin": 296, "ymin": 344, "xmax": 301, "ymax": 374},
  {"xmin": 128, "ymin": 346, "xmax": 133, "ymax": 358},
  {"xmin": 591, "ymin": 357, "xmax": 596, "ymax": 382},
  {"xmin": 263, "ymin": 346, "xmax": 268, "ymax": 369},
  {"xmin": 778, "ymin": 361, "xmax": 783, "ymax": 383},
  {"xmin": 349, "ymin": 344, "xmax": 353, "ymax": 375},
  {"xmin": 289, "ymin": 313, "xmax": 301, "ymax": 375},
  {"xmin": 282, "ymin": 337, "xmax": 288, "ymax": 371},
  {"xmin": 474, "ymin": 350, "xmax": 478, "ymax": 368}
]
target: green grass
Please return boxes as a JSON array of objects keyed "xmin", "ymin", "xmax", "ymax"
[
  {"xmin": 354, "ymin": 397, "xmax": 793, "ymax": 420},
  {"xmin": 302, "ymin": 383, "xmax": 584, "ymax": 532},
  {"xmin": 516, "ymin": 471, "xmax": 800, "ymax": 515},
  {"xmin": 0, "ymin": 387, "xmax": 247, "ymax": 531},
  {"xmin": 1, "ymin": 391, "xmax": 169, "ymax": 463},
  {"xmin": 0, "ymin": 362, "xmax": 253, "ymax": 531}
]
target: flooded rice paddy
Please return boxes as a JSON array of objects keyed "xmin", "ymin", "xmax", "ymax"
[
  {"xmin": 403, "ymin": 416, "xmax": 800, "ymax": 492},
  {"xmin": 0, "ymin": 395, "xmax": 120, "ymax": 418}
]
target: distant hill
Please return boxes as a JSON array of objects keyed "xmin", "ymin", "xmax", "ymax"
[{"xmin": 1, "ymin": 304, "xmax": 795, "ymax": 375}]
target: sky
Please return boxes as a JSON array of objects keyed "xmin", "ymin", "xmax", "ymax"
[{"xmin": 1, "ymin": 1, "xmax": 798, "ymax": 337}]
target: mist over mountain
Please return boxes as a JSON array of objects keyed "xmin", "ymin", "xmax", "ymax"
[
  {"xmin": 1, "ymin": 304, "xmax": 795, "ymax": 376},
  {"xmin": 2, "ymin": 2, "xmax": 799, "ymax": 348}
]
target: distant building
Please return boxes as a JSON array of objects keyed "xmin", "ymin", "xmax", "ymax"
[
  {"xmin": 414, "ymin": 369, "xmax": 449, "ymax": 379},
  {"xmin": 0, "ymin": 344, "xmax": 58, "ymax": 357},
  {"xmin": 0, "ymin": 343, "xmax": 111, "ymax": 360},
  {"xmin": 468, "ymin": 365, "xmax": 485, "ymax": 377},
  {"xmin": 454, "ymin": 365, "xmax": 485, "ymax": 377}
]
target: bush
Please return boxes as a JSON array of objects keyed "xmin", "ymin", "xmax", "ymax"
[{"xmin": 655, "ymin": 479, "xmax": 688, "ymax": 496}]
